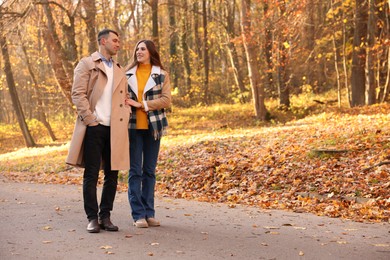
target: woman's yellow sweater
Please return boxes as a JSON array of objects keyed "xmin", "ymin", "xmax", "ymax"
[{"xmin": 135, "ymin": 63, "xmax": 151, "ymax": 129}]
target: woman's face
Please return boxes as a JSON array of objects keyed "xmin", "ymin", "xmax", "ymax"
[{"xmin": 136, "ymin": 42, "xmax": 151, "ymax": 64}]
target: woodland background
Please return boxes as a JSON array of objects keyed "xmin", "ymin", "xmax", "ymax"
[
  {"xmin": 0, "ymin": 0, "xmax": 389, "ymax": 144},
  {"xmin": 0, "ymin": 1, "xmax": 389, "ymax": 222}
]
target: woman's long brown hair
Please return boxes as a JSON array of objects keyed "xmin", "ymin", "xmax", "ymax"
[{"xmin": 126, "ymin": 40, "xmax": 165, "ymax": 71}]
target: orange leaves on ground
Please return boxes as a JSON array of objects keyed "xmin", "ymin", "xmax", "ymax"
[{"xmin": 156, "ymin": 105, "xmax": 390, "ymax": 222}]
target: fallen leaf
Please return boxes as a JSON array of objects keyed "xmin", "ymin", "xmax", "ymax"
[
  {"xmin": 151, "ymin": 243, "xmax": 159, "ymax": 246},
  {"xmin": 125, "ymin": 234, "xmax": 133, "ymax": 238},
  {"xmin": 43, "ymin": 226, "xmax": 52, "ymax": 231},
  {"xmin": 263, "ymin": 226, "xmax": 280, "ymax": 230},
  {"xmin": 372, "ymin": 244, "xmax": 389, "ymax": 247},
  {"xmin": 299, "ymin": 251, "xmax": 304, "ymax": 256},
  {"xmin": 265, "ymin": 231, "xmax": 280, "ymax": 235},
  {"xmin": 293, "ymin": 227, "xmax": 307, "ymax": 230},
  {"xmin": 100, "ymin": 245, "xmax": 113, "ymax": 250}
]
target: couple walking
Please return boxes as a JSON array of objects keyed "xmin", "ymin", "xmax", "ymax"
[{"xmin": 66, "ymin": 29, "xmax": 171, "ymax": 233}]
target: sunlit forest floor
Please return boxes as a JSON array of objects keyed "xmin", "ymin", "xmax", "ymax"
[{"xmin": 0, "ymin": 93, "xmax": 389, "ymax": 222}]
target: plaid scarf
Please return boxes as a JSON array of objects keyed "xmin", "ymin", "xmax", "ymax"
[{"xmin": 128, "ymin": 73, "xmax": 168, "ymax": 140}]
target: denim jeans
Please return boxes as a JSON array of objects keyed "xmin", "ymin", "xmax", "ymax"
[
  {"xmin": 83, "ymin": 124, "xmax": 118, "ymax": 221},
  {"xmin": 128, "ymin": 129, "xmax": 160, "ymax": 221}
]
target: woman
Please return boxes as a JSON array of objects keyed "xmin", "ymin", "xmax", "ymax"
[{"xmin": 125, "ymin": 40, "xmax": 171, "ymax": 228}]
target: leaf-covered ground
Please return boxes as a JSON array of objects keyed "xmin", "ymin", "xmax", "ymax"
[
  {"xmin": 155, "ymin": 104, "xmax": 390, "ymax": 222},
  {"xmin": 0, "ymin": 103, "xmax": 389, "ymax": 222}
]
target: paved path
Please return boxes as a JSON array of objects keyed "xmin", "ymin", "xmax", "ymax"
[{"xmin": 0, "ymin": 181, "xmax": 389, "ymax": 260}]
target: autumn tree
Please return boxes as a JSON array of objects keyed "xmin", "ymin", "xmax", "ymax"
[
  {"xmin": 179, "ymin": 0, "xmax": 192, "ymax": 102},
  {"xmin": 223, "ymin": 0, "xmax": 248, "ymax": 103},
  {"xmin": 38, "ymin": 0, "xmax": 78, "ymax": 105},
  {"xmin": 18, "ymin": 28, "xmax": 57, "ymax": 141},
  {"xmin": 351, "ymin": 0, "xmax": 368, "ymax": 106},
  {"xmin": 202, "ymin": 0, "xmax": 210, "ymax": 104},
  {"xmin": 241, "ymin": 0, "xmax": 267, "ymax": 120},
  {"xmin": 168, "ymin": 0, "xmax": 179, "ymax": 91},
  {"xmin": 275, "ymin": 0, "xmax": 291, "ymax": 109},
  {"xmin": 81, "ymin": 0, "xmax": 97, "ymax": 54},
  {"xmin": 0, "ymin": 2, "xmax": 35, "ymax": 147}
]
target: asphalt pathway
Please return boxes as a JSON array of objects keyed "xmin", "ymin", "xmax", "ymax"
[{"xmin": 0, "ymin": 181, "xmax": 389, "ymax": 260}]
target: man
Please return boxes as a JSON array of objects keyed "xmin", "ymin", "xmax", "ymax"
[{"xmin": 66, "ymin": 29, "xmax": 130, "ymax": 233}]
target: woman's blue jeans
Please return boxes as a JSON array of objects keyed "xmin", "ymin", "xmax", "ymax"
[{"xmin": 128, "ymin": 129, "xmax": 160, "ymax": 221}]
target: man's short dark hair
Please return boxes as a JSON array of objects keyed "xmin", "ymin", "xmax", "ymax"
[{"xmin": 97, "ymin": 29, "xmax": 118, "ymax": 44}]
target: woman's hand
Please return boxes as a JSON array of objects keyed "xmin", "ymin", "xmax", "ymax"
[{"xmin": 125, "ymin": 98, "xmax": 142, "ymax": 108}]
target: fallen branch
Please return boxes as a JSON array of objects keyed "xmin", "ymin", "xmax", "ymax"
[
  {"xmin": 313, "ymin": 99, "xmax": 338, "ymax": 105},
  {"xmin": 363, "ymin": 161, "xmax": 390, "ymax": 172}
]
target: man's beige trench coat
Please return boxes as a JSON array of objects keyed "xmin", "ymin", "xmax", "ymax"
[{"xmin": 66, "ymin": 52, "xmax": 130, "ymax": 170}]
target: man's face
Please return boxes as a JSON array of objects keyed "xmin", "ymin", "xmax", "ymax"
[{"xmin": 102, "ymin": 32, "xmax": 120, "ymax": 56}]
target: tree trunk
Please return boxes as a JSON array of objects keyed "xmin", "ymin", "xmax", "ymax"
[
  {"xmin": 263, "ymin": 2, "xmax": 274, "ymax": 95},
  {"xmin": 151, "ymin": 0, "xmax": 159, "ymax": 50},
  {"xmin": 342, "ymin": 10, "xmax": 351, "ymax": 105},
  {"xmin": 168, "ymin": 0, "xmax": 179, "ymax": 91},
  {"xmin": 0, "ymin": 32, "xmax": 36, "ymax": 147},
  {"xmin": 305, "ymin": 0, "xmax": 316, "ymax": 89},
  {"xmin": 351, "ymin": 0, "xmax": 368, "ymax": 106},
  {"xmin": 331, "ymin": 0, "xmax": 341, "ymax": 107},
  {"xmin": 278, "ymin": 40, "xmax": 291, "ymax": 109},
  {"xmin": 225, "ymin": 0, "xmax": 247, "ymax": 102},
  {"xmin": 378, "ymin": 0, "xmax": 389, "ymax": 103},
  {"xmin": 382, "ymin": 47, "xmax": 390, "ymax": 102},
  {"xmin": 193, "ymin": 2, "xmax": 202, "ymax": 61},
  {"xmin": 180, "ymin": 0, "xmax": 192, "ymax": 100},
  {"xmin": 202, "ymin": 0, "xmax": 210, "ymax": 104},
  {"xmin": 61, "ymin": 14, "xmax": 78, "ymax": 63},
  {"xmin": 333, "ymin": 36, "xmax": 342, "ymax": 108},
  {"xmin": 82, "ymin": 0, "xmax": 97, "ymax": 54},
  {"xmin": 226, "ymin": 41, "xmax": 247, "ymax": 101},
  {"xmin": 316, "ymin": 1, "xmax": 327, "ymax": 91},
  {"xmin": 241, "ymin": 0, "xmax": 267, "ymax": 120},
  {"xmin": 365, "ymin": 0, "xmax": 376, "ymax": 105},
  {"xmin": 277, "ymin": 0, "xmax": 290, "ymax": 109},
  {"xmin": 41, "ymin": 0, "xmax": 74, "ymax": 105},
  {"xmin": 0, "ymin": 89, "xmax": 5, "ymax": 122}
]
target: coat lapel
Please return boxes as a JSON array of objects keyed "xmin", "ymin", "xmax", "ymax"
[
  {"xmin": 126, "ymin": 65, "xmax": 161, "ymax": 97},
  {"xmin": 144, "ymin": 66, "xmax": 161, "ymax": 93},
  {"xmin": 112, "ymin": 61, "xmax": 123, "ymax": 93},
  {"xmin": 126, "ymin": 66, "xmax": 138, "ymax": 98},
  {"xmin": 89, "ymin": 61, "xmax": 106, "ymax": 105}
]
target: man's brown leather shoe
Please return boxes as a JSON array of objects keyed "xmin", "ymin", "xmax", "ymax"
[
  {"xmin": 87, "ymin": 219, "xmax": 100, "ymax": 233},
  {"xmin": 99, "ymin": 218, "xmax": 119, "ymax": 231}
]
